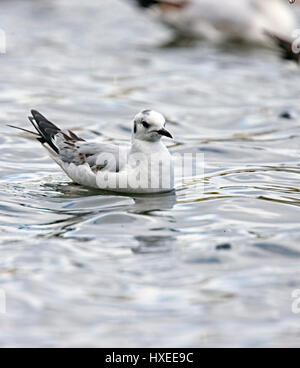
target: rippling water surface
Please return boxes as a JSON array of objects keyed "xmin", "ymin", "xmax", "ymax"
[{"xmin": 0, "ymin": 0, "xmax": 300, "ymax": 347}]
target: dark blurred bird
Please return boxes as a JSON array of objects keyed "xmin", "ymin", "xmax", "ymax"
[{"xmin": 132, "ymin": 0, "xmax": 296, "ymax": 46}]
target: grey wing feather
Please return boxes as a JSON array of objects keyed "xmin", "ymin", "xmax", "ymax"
[{"xmin": 55, "ymin": 134, "xmax": 126, "ymax": 173}]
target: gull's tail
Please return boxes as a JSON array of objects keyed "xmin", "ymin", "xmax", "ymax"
[
  {"xmin": 8, "ymin": 110, "xmax": 86, "ymax": 157},
  {"xmin": 8, "ymin": 110, "xmax": 62, "ymax": 154}
]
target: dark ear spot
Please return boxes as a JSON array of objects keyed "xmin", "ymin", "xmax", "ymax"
[
  {"xmin": 142, "ymin": 121, "xmax": 150, "ymax": 129},
  {"xmin": 134, "ymin": 122, "xmax": 137, "ymax": 133}
]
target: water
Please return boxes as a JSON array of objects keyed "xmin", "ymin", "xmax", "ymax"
[{"xmin": 0, "ymin": 0, "xmax": 300, "ymax": 347}]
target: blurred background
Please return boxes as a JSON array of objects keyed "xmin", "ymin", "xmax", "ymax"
[{"xmin": 0, "ymin": 0, "xmax": 300, "ymax": 347}]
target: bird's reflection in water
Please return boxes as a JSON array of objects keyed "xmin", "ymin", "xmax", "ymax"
[
  {"xmin": 130, "ymin": 191, "xmax": 177, "ymax": 214},
  {"xmin": 38, "ymin": 182, "xmax": 177, "ymax": 240},
  {"xmin": 131, "ymin": 193, "xmax": 177, "ymax": 254}
]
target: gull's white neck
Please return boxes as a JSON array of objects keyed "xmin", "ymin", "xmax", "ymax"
[{"xmin": 131, "ymin": 137, "xmax": 167, "ymax": 155}]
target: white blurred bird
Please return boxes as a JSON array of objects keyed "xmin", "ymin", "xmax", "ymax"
[
  {"xmin": 9, "ymin": 110, "xmax": 174, "ymax": 194},
  {"xmin": 133, "ymin": 0, "xmax": 296, "ymax": 46}
]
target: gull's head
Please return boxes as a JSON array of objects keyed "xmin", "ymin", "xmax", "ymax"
[{"xmin": 133, "ymin": 110, "xmax": 173, "ymax": 142}]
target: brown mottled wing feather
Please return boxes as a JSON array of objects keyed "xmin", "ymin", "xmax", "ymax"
[
  {"xmin": 68, "ymin": 130, "xmax": 85, "ymax": 142},
  {"xmin": 158, "ymin": 0, "xmax": 189, "ymax": 10}
]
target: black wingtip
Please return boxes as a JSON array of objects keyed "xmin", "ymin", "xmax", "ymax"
[
  {"xmin": 30, "ymin": 109, "xmax": 49, "ymax": 122},
  {"xmin": 28, "ymin": 109, "xmax": 61, "ymax": 154}
]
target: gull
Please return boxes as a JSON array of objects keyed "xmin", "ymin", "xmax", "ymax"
[
  {"xmin": 9, "ymin": 110, "xmax": 174, "ymax": 194},
  {"xmin": 132, "ymin": 0, "xmax": 296, "ymax": 46}
]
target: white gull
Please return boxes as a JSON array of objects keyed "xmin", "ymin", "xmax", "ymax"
[{"xmin": 9, "ymin": 109, "xmax": 174, "ymax": 194}]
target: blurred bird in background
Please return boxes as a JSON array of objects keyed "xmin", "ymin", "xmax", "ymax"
[
  {"xmin": 131, "ymin": 0, "xmax": 297, "ymax": 48},
  {"xmin": 265, "ymin": 30, "xmax": 300, "ymax": 64}
]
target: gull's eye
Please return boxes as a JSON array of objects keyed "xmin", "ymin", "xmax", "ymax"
[{"xmin": 142, "ymin": 121, "xmax": 150, "ymax": 129}]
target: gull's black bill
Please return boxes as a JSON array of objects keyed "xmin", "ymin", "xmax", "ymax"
[{"xmin": 157, "ymin": 128, "xmax": 173, "ymax": 139}]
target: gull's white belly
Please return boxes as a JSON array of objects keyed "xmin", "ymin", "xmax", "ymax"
[{"xmin": 61, "ymin": 147, "xmax": 174, "ymax": 194}]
